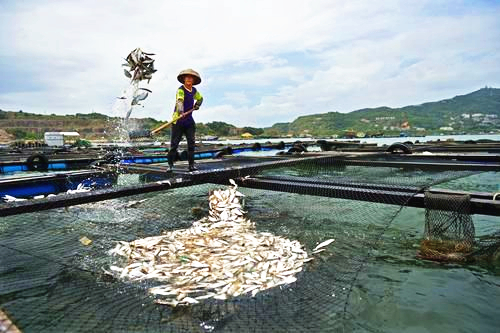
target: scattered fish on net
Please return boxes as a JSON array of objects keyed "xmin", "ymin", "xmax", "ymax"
[
  {"xmin": 107, "ymin": 179, "xmax": 334, "ymax": 306},
  {"xmin": 2, "ymin": 181, "xmax": 96, "ymax": 202}
]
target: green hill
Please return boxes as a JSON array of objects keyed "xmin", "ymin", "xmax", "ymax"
[
  {"xmin": 0, "ymin": 110, "xmax": 163, "ymax": 141},
  {"xmin": 264, "ymin": 87, "xmax": 500, "ymax": 137},
  {"xmin": 1, "ymin": 87, "xmax": 499, "ymax": 141}
]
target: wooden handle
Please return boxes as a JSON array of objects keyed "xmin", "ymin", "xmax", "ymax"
[{"xmin": 150, "ymin": 108, "xmax": 195, "ymax": 135}]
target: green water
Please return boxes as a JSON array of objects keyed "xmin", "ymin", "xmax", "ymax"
[
  {"xmin": 349, "ymin": 171, "xmax": 500, "ymax": 332},
  {"xmin": 0, "ymin": 170, "xmax": 498, "ymax": 332}
]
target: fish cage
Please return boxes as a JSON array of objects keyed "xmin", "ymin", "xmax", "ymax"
[
  {"xmin": 0, "ymin": 154, "xmax": 499, "ymax": 332},
  {"xmin": 0, "ymin": 141, "xmax": 294, "ymax": 175}
]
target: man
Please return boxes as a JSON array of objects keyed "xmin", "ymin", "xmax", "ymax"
[{"xmin": 167, "ymin": 69, "xmax": 203, "ymax": 172}]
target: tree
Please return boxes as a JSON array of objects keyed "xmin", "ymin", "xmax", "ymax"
[
  {"xmin": 242, "ymin": 127, "xmax": 264, "ymax": 136},
  {"xmin": 205, "ymin": 122, "xmax": 236, "ymax": 136}
]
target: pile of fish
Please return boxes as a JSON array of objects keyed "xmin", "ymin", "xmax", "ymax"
[
  {"xmin": 118, "ymin": 48, "xmax": 156, "ymax": 120},
  {"xmin": 0, "ymin": 309, "xmax": 22, "ymax": 333},
  {"xmin": 107, "ymin": 179, "xmax": 334, "ymax": 307}
]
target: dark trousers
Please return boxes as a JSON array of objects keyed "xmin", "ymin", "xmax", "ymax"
[{"xmin": 168, "ymin": 123, "xmax": 196, "ymax": 166}]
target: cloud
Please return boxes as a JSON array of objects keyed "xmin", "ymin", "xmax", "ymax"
[
  {"xmin": 223, "ymin": 91, "xmax": 250, "ymax": 105},
  {"xmin": 0, "ymin": 0, "xmax": 499, "ymax": 127}
]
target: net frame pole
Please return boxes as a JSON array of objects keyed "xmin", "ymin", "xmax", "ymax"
[{"xmin": 231, "ymin": 177, "xmax": 500, "ymax": 216}]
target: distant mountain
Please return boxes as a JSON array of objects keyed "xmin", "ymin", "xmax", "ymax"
[
  {"xmin": 0, "ymin": 110, "xmax": 162, "ymax": 141},
  {"xmin": 1, "ymin": 87, "xmax": 499, "ymax": 141},
  {"xmin": 264, "ymin": 87, "xmax": 500, "ymax": 137},
  {"xmin": 0, "ymin": 109, "xmax": 250, "ymax": 141}
]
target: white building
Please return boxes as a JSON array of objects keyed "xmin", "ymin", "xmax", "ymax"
[{"xmin": 44, "ymin": 132, "xmax": 80, "ymax": 146}]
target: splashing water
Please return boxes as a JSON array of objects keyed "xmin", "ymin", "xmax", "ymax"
[
  {"xmin": 109, "ymin": 48, "xmax": 156, "ymax": 143},
  {"xmin": 111, "ymin": 82, "xmax": 140, "ymax": 142}
]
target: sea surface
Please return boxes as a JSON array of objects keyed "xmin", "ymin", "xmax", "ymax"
[
  {"xmin": 95, "ymin": 134, "xmax": 500, "ymax": 147},
  {"xmin": 202, "ymin": 133, "xmax": 500, "ymax": 146},
  {"xmin": 350, "ymin": 170, "xmax": 500, "ymax": 332},
  {"xmin": 0, "ymin": 160, "xmax": 498, "ymax": 332}
]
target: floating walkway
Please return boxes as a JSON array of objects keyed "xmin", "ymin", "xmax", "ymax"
[
  {"xmin": 0, "ymin": 141, "xmax": 294, "ymax": 174},
  {"xmin": 318, "ymin": 139, "xmax": 500, "ymax": 153},
  {"xmin": 3, "ymin": 139, "xmax": 499, "ymax": 174},
  {"xmin": 0, "ymin": 169, "xmax": 117, "ymax": 199},
  {"xmin": 1, "ymin": 153, "xmax": 498, "ymax": 217}
]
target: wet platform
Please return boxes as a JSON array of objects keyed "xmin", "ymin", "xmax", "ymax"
[
  {"xmin": 1, "ymin": 152, "xmax": 499, "ymax": 217},
  {"xmin": 0, "ymin": 169, "xmax": 118, "ymax": 199},
  {"xmin": 119, "ymin": 151, "xmax": 500, "ymax": 176}
]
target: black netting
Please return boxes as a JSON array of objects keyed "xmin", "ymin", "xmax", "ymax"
[
  {"xmin": 419, "ymin": 192, "xmax": 475, "ymax": 261},
  {"xmin": 472, "ymin": 232, "xmax": 500, "ymax": 264},
  {"xmin": 0, "ymin": 156, "xmax": 498, "ymax": 332}
]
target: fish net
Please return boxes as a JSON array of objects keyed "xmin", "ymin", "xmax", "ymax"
[
  {"xmin": 0, "ymin": 156, "xmax": 498, "ymax": 332},
  {"xmin": 419, "ymin": 190, "xmax": 500, "ymax": 264},
  {"xmin": 419, "ymin": 192, "xmax": 475, "ymax": 261}
]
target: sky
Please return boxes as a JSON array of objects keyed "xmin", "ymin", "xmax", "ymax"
[{"xmin": 0, "ymin": 0, "xmax": 499, "ymax": 127}]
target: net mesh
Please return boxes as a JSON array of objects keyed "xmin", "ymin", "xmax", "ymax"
[
  {"xmin": 419, "ymin": 192, "xmax": 475, "ymax": 261},
  {"xmin": 0, "ymin": 156, "xmax": 498, "ymax": 332}
]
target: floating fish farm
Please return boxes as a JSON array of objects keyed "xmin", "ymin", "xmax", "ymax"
[{"xmin": 0, "ymin": 140, "xmax": 499, "ymax": 332}]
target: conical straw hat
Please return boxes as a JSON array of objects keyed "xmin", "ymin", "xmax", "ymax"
[{"xmin": 177, "ymin": 69, "xmax": 201, "ymax": 85}]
